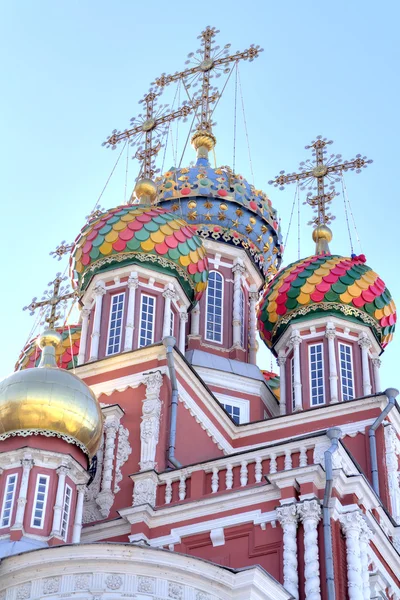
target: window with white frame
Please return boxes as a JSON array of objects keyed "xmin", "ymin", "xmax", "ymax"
[
  {"xmin": 139, "ymin": 294, "xmax": 156, "ymax": 347},
  {"xmin": 223, "ymin": 403, "xmax": 241, "ymax": 424},
  {"xmin": 205, "ymin": 271, "xmax": 223, "ymax": 343},
  {"xmin": 0, "ymin": 473, "xmax": 18, "ymax": 528},
  {"xmin": 309, "ymin": 343, "xmax": 325, "ymax": 405},
  {"xmin": 170, "ymin": 310, "xmax": 175, "ymax": 336},
  {"xmin": 220, "ymin": 397, "xmax": 249, "ymax": 424},
  {"xmin": 60, "ymin": 484, "xmax": 72, "ymax": 540},
  {"xmin": 31, "ymin": 475, "xmax": 49, "ymax": 529},
  {"xmin": 339, "ymin": 342, "xmax": 354, "ymax": 401},
  {"xmin": 240, "ymin": 288, "xmax": 245, "ymax": 348},
  {"xmin": 106, "ymin": 292, "xmax": 125, "ymax": 355}
]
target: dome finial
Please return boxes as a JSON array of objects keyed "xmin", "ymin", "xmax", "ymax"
[
  {"xmin": 312, "ymin": 224, "xmax": 333, "ymax": 255},
  {"xmin": 191, "ymin": 130, "xmax": 217, "ymax": 159},
  {"xmin": 37, "ymin": 329, "xmax": 62, "ymax": 368},
  {"xmin": 134, "ymin": 178, "xmax": 158, "ymax": 204}
]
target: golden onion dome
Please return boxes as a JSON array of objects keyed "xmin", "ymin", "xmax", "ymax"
[{"xmin": 0, "ymin": 329, "xmax": 103, "ymax": 459}]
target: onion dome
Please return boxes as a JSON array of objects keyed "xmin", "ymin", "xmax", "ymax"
[
  {"xmin": 257, "ymin": 254, "xmax": 396, "ymax": 350},
  {"xmin": 261, "ymin": 370, "xmax": 280, "ymax": 400},
  {"xmin": 0, "ymin": 330, "xmax": 103, "ymax": 459},
  {"xmin": 15, "ymin": 326, "xmax": 81, "ymax": 371},
  {"xmin": 156, "ymin": 156, "xmax": 282, "ymax": 279},
  {"xmin": 70, "ymin": 205, "xmax": 208, "ymax": 304}
]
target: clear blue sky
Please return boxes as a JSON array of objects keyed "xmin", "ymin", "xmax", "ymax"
[{"xmin": 1, "ymin": 1, "xmax": 399, "ymax": 389}]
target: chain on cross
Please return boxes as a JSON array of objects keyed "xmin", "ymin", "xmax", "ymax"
[
  {"xmin": 103, "ymin": 89, "xmax": 214, "ymax": 181},
  {"xmin": 153, "ymin": 26, "xmax": 263, "ymax": 134},
  {"xmin": 269, "ymin": 136, "xmax": 372, "ymax": 226},
  {"xmin": 23, "ymin": 273, "xmax": 78, "ymax": 330}
]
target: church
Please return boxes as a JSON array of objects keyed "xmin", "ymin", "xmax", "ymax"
[{"xmin": 0, "ymin": 26, "xmax": 399, "ymax": 600}]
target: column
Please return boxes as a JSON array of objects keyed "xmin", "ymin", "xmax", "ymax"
[
  {"xmin": 95, "ymin": 405, "xmax": 123, "ymax": 518},
  {"xmin": 12, "ymin": 457, "xmax": 34, "ymax": 530},
  {"xmin": 358, "ymin": 334, "xmax": 372, "ymax": 396},
  {"xmin": 249, "ymin": 286, "xmax": 259, "ymax": 364},
  {"xmin": 277, "ymin": 354, "xmax": 287, "ymax": 416},
  {"xmin": 289, "ymin": 330, "xmax": 302, "ymax": 412},
  {"xmin": 277, "ymin": 504, "xmax": 299, "ymax": 600},
  {"xmin": 340, "ymin": 511, "xmax": 364, "ymax": 600},
  {"xmin": 325, "ymin": 323, "xmax": 339, "ymax": 403},
  {"xmin": 232, "ymin": 259, "xmax": 246, "ymax": 348},
  {"xmin": 162, "ymin": 286, "xmax": 176, "ymax": 339},
  {"xmin": 50, "ymin": 465, "xmax": 69, "ymax": 536},
  {"xmin": 372, "ymin": 357, "xmax": 382, "ymax": 393},
  {"xmin": 78, "ymin": 306, "xmax": 91, "ymax": 365},
  {"xmin": 124, "ymin": 272, "xmax": 139, "ymax": 351},
  {"xmin": 72, "ymin": 484, "xmax": 86, "ymax": 543},
  {"xmin": 89, "ymin": 281, "xmax": 106, "ymax": 361},
  {"xmin": 190, "ymin": 303, "xmax": 200, "ymax": 336},
  {"xmin": 384, "ymin": 423, "xmax": 400, "ymax": 523},
  {"xmin": 179, "ymin": 310, "xmax": 188, "ymax": 354},
  {"xmin": 139, "ymin": 371, "xmax": 163, "ymax": 471},
  {"xmin": 359, "ymin": 519, "xmax": 372, "ymax": 600},
  {"xmin": 297, "ymin": 499, "xmax": 322, "ymax": 600}
]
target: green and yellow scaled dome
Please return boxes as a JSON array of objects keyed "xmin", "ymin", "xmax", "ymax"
[
  {"xmin": 70, "ymin": 205, "xmax": 209, "ymax": 304},
  {"xmin": 257, "ymin": 253, "xmax": 396, "ymax": 350}
]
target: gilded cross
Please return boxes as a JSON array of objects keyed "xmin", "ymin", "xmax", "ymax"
[
  {"xmin": 269, "ymin": 136, "xmax": 372, "ymax": 226},
  {"xmin": 23, "ymin": 273, "xmax": 78, "ymax": 329},
  {"xmin": 153, "ymin": 26, "xmax": 263, "ymax": 133},
  {"xmin": 50, "ymin": 240, "xmax": 73, "ymax": 261},
  {"xmin": 103, "ymin": 89, "xmax": 213, "ymax": 180}
]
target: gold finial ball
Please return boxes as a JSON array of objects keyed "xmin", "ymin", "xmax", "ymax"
[
  {"xmin": 191, "ymin": 130, "xmax": 217, "ymax": 153},
  {"xmin": 135, "ymin": 178, "xmax": 158, "ymax": 202},
  {"xmin": 37, "ymin": 329, "xmax": 62, "ymax": 349},
  {"xmin": 312, "ymin": 224, "xmax": 333, "ymax": 244}
]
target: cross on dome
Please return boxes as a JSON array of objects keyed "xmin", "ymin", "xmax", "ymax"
[{"xmin": 23, "ymin": 273, "xmax": 77, "ymax": 329}]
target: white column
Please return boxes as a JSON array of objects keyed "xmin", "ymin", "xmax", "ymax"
[
  {"xmin": 325, "ymin": 323, "xmax": 339, "ymax": 403},
  {"xmin": 139, "ymin": 371, "xmax": 163, "ymax": 471},
  {"xmin": 124, "ymin": 272, "xmax": 139, "ymax": 351},
  {"xmin": 232, "ymin": 260, "xmax": 246, "ymax": 348},
  {"xmin": 12, "ymin": 457, "xmax": 34, "ymax": 530},
  {"xmin": 162, "ymin": 286, "xmax": 176, "ymax": 338},
  {"xmin": 372, "ymin": 357, "xmax": 382, "ymax": 393},
  {"xmin": 89, "ymin": 281, "xmax": 106, "ymax": 361},
  {"xmin": 277, "ymin": 354, "xmax": 287, "ymax": 416},
  {"xmin": 72, "ymin": 484, "xmax": 86, "ymax": 543},
  {"xmin": 289, "ymin": 330, "xmax": 302, "ymax": 412},
  {"xmin": 340, "ymin": 511, "xmax": 364, "ymax": 600},
  {"xmin": 51, "ymin": 465, "xmax": 69, "ymax": 536},
  {"xmin": 190, "ymin": 303, "xmax": 200, "ymax": 336},
  {"xmin": 95, "ymin": 405, "xmax": 123, "ymax": 518},
  {"xmin": 359, "ymin": 519, "xmax": 372, "ymax": 600},
  {"xmin": 179, "ymin": 310, "xmax": 188, "ymax": 354},
  {"xmin": 277, "ymin": 504, "xmax": 299, "ymax": 600},
  {"xmin": 384, "ymin": 423, "xmax": 400, "ymax": 523},
  {"xmin": 249, "ymin": 286, "xmax": 258, "ymax": 364},
  {"xmin": 297, "ymin": 499, "xmax": 322, "ymax": 600},
  {"xmin": 358, "ymin": 333, "xmax": 372, "ymax": 396},
  {"xmin": 78, "ymin": 306, "xmax": 91, "ymax": 365}
]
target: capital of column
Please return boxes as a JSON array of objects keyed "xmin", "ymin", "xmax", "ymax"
[
  {"xmin": 180, "ymin": 311, "xmax": 188, "ymax": 322},
  {"xmin": 21, "ymin": 458, "xmax": 34, "ymax": 471},
  {"xmin": 297, "ymin": 499, "xmax": 322, "ymax": 524},
  {"xmin": 249, "ymin": 291, "xmax": 259, "ymax": 303},
  {"xmin": 277, "ymin": 503, "xmax": 299, "ymax": 528},
  {"xmin": 372, "ymin": 357, "xmax": 382, "ymax": 369},
  {"xmin": 325, "ymin": 323, "xmax": 336, "ymax": 340},
  {"xmin": 277, "ymin": 355, "xmax": 287, "ymax": 367},
  {"xmin": 163, "ymin": 288, "xmax": 176, "ymax": 301},
  {"xmin": 77, "ymin": 484, "xmax": 87, "ymax": 495},
  {"xmin": 340, "ymin": 510, "xmax": 364, "ymax": 535},
  {"xmin": 128, "ymin": 273, "xmax": 139, "ymax": 289},
  {"xmin": 92, "ymin": 281, "xmax": 106, "ymax": 298},
  {"xmin": 56, "ymin": 464, "xmax": 70, "ymax": 477},
  {"xmin": 289, "ymin": 330, "xmax": 302, "ymax": 348},
  {"xmin": 358, "ymin": 333, "xmax": 372, "ymax": 350},
  {"xmin": 232, "ymin": 261, "xmax": 246, "ymax": 276},
  {"xmin": 81, "ymin": 306, "xmax": 91, "ymax": 319},
  {"xmin": 143, "ymin": 371, "xmax": 163, "ymax": 400},
  {"xmin": 359, "ymin": 518, "xmax": 373, "ymax": 544}
]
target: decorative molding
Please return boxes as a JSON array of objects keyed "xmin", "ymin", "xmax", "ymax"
[
  {"xmin": 140, "ymin": 371, "xmax": 163, "ymax": 471},
  {"xmin": 114, "ymin": 425, "xmax": 132, "ymax": 494},
  {"xmin": 277, "ymin": 504, "xmax": 299, "ymax": 600}
]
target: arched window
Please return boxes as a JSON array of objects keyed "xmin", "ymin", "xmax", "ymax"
[{"xmin": 205, "ymin": 271, "xmax": 224, "ymax": 343}]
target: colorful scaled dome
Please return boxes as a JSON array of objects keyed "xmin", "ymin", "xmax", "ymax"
[
  {"xmin": 70, "ymin": 205, "xmax": 208, "ymax": 304},
  {"xmin": 257, "ymin": 254, "xmax": 396, "ymax": 349},
  {"xmin": 156, "ymin": 156, "xmax": 282, "ymax": 279},
  {"xmin": 16, "ymin": 326, "xmax": 81, "ymax": 371},
  {"xmin": 0, "ymin": 330, "xmax": 103, "ymax": 459}
]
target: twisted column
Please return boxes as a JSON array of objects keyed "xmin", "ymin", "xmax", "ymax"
[
  {"xmin": 358, "ymin": 333, "xmax": 372, "ymax": 396},
  {"xmin": 249, "ymin": 286, "xmax": 258, "ymax": 364},
  {"xmin": 232, "ymin": 260, "xmax": 246, "ymax": 348},
  {"xmin": 72, "ymin": 484, "xmax": 86, "ymax": 543},
  {"xmin": 359, "ymin": 519, "xmax": 372, "ymax": 600},
  {"xmin": 50, "ymin": 465, "xmax": 69, "ymax": 536},
  {"xmin": 124, "ymin": 272, "xmax": 139, "ymax": 351},
  {"xmin": 277, "ymin": 504, "xmax": 299, "ymax": 599},
  {"xmin": 13, "ymin": 457, "xmax": 34, "ymax": 530},
  {"xmin": 325, "ymin": 323, "xmax": 338, "ymax": 403},
  {"xmin": 289, "ymin": 331, "xmax": 302, "ymax": 411},
  {"xmin": 96, "ymin": 408, "xmax": 122, "ymax": 518},
  {"xmin": 140, "ymin": 371, "xmax": 163, "ymax": 471},
  {"xmin": 297, "ymin": 499, "xmax": 322, "ymax": 600},
  {"xmin": 179, "ymin": 310, "xmax": 188, "ymax": 354},
  {"xmin": 277, "ymin": 355, "xmax": 287, "ymax": 415},
  {"xmin": 162, "ymin": 286, "xmax": 176, "ymax": 338},
  {"xmin": 78, "ymin": 306, "xmax": 91, "ymax": 365},
  {"xmin": 89, "ymin": 281, "xmax": 106, "ymax": 360},
  {"xmin": 340, "ymin": 511, "xmax": 364, "ymax": 600}
]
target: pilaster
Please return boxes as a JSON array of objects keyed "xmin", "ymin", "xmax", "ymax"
[{"xmin": 140, "ymin": 371, "xmax": 163, "ymax": 471}]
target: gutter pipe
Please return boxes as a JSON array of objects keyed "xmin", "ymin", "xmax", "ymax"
[
  {"xmin": 369, "ymin": 387, "xmax": 399, "ymax": 496},
  {"xmin": 323, "ymin": 426, "xmax": 342, "ymax": 600},
  {"xmin": 163, "ymin": 336, "xmax": 182, "ymax": 469}
]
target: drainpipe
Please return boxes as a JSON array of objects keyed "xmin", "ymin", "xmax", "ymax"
[
  {"xmin": 163, "ymin": 336, "xmax": 182, "ymax": 469},
  {"xmin": 323, "ymin": 426, "xmax": 342, "ymax": 600},
  {"xmin": 369, "ymin": 387, "xmax": 399, "ymax": 496}
]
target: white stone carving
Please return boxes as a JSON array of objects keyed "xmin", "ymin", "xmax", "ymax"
[
  {"xmin": 96, "ymin": 417, "xmax": 119, "ymax": 518},
  {"xmin": 105, "ymin": 574, "xmax": 123, "ymax": 590},
  {"xmin": 255, "ymin": 456, "xmax": 263, "ymax": 483},
  {"xmin": 43, "ymin": 577, "xmax": 60, "ymax": 595},
  {"xmin": 225, "ymin": 463, "xmax": 233, "ymax": 490},
  {"xmin": 289, "ymin": 330, "xmax": 302, "ymax": 411},
  {"xmin": 359, "ymin": 519, "xmax": 372, "ymax": 600},
  {"xmin": 340, "ymin": 511, "xmax": 364, "ymax": 600},
  {"xmin": 74, "ymin": 574, "xmax": 91, "ymax": 590},
  {"xmin": 270, "ymin": 453, "xmax": 277, "ymax": 474},
  {"xmin": 179, "ymin": 473, "xmax": 186, "ymax": 501},
  {"xmin": 384, "ymin": 423, "xmax": 400, "ymax": 523},
  {"xmin": 133, "ymin": 476, "xmax": 157, "ymax": 507},
  {"xmin": 277, "ymin": 504, "xmax": 299, "ymax": 599},
  {"xmin": 16, "ymin": 584, "xmax": 31, "ymax": 600},
  {"xmin": 168, "ymin": 582, "xmax": 183, "ymax": 600},
  {"xmin": 325, "ymin": 322, "xmax": 339, "ymax": 403},
  {"xmin": 137, "ymin": 576, "xmax": 155, "ymax": 594},
  {"xmin": 277, "ymin": 354, "xmax": 287, "ymax": 415},
  {"xmin": 165, "ymin": 478, "xmax": 172, "ymax": 504},
  {"xmin": 297, "ymin": 500, "xmax": 322, "ymax": 600},
  {"xmin": 114, "ymin": 425, "xmax": 132, "ymax": 493},
  {"xmin": 211, "ymin": 467, "xmax": 219, "ymax": 493},
  {"xmin": 358, "ymin": 333, "xmax": 372, "ymax": 396},
  {"xmin": 240, "ymin": 460, "xmax": 248, "ymax": 486},
  {"xmin": 140, "ymin": 371, "xmax": 163, "ymax": 471}
]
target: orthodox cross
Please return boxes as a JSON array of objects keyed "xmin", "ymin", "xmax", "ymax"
[
  {"xmin": 50, "ymin": 240, "xmax": 74, "ymax": 261},
  {"xmin": 23, "ymin": 273, "xmax": 78, "ymax": 329},
  {"xmin": 103, "ymin": 89, "xmax": 213, "ymax": 180},
  {"xmin": 153, "ymin": 26, "xmax": 263, "ymax": 133},
  {"xmin": 269, "ymin": 136, "xmax": 372, "ymax": 226}
]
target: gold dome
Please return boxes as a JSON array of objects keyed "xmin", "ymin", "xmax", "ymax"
[
  {"xmin": 312, "ymin": 224, "xmax": 333, "ymax": 254},
  {"xmin": 0, "ymin": 330, "xmax": 103, "ymax": 459},
  {"xmin": 134, "ymin": 178, "xmax": 158, "ymax": 203}
]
